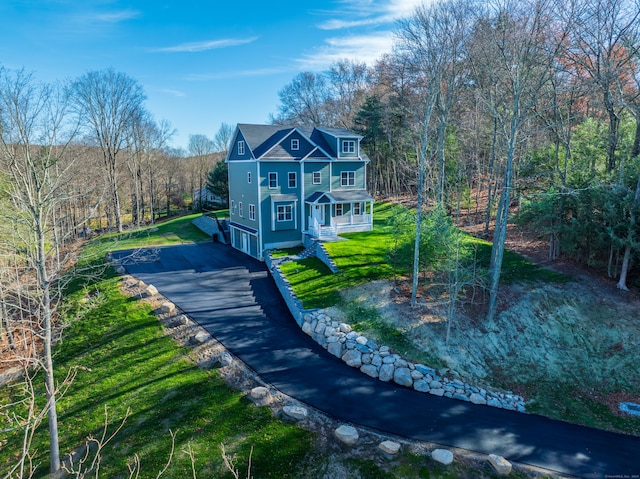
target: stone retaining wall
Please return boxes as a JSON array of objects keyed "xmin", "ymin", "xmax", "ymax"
[
  {"xmin": 265, "ymin": 254, "xmax": 310, "ymax": 327},
  {"xmin": 264, "ymin": 251, "xmax": 527, "ymax": 412}
]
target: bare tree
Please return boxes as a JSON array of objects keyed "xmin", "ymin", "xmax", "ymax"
[
  {"xmin": 0, "ymin": 67, "xmax": 93, "ymax": 474},
  {"xmin": 213, "ymin": 122, "xmax": 234, "ymax": 153},
  {"xmin": 563, "ymin": 0, "xmax": 640, "ymax": 172},
  {"xmin": 70, "ymin": 68, "xmax": 147, "ymax": 232},
  {"xmin": 469, "ymin": 0, "xmax": 567, "ymax": 320},
  {"xmin": 274, "ymin": 72, "xmax": 329, "ymax": 126},
  {"xmin": 397, "ymin": 0, "xmax": 461, "ymax": 306},
  {"xmin": 188, "ymin": 134, "xmax": 216, "ymax": 211},
  {"xmin": 326, "ymin": 60, "xmax": 371, "ymax": 128}
]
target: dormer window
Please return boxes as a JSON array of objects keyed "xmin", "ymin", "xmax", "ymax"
[
  {"xmin": 291, "ymin": 139, "xmax": 299, "ymax": 150},
  {"xmin": 341, "ymin": 140, "xmax": 356, "ymax": 154},
  {"xmin": 238, "ymin": 140, "xmax": 245, "ymax": 155}
]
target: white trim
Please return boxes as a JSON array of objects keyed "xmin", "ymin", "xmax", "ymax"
[
  {"xmin": 247, "ymin": 171, "xmax": 252, "ymax": 183},
  {"xmin": 291, "ymin": 138, "xmax": 299, "ymax": 150},
  {"xmin": 341, "ymin": 139, "xmax": 356, "ymax": 155},
  {"xmin": 238, "ymin": 140, "xmax": 245, "ymax": 155},
  {"xmin": 300, "ymin": 162, "xmax": 305, "ymax": 234},
  {"xmin": 341, "ymin": 171, "xmax": 355, "ymax": 187},
  {"xmin": 276, "ymin": 204, "xmax": 293, "ymax": 222},
  {"xmin": 268, "ymin": 172, "xmax": 278, "ymax": 189},
  {"xmin": 249, "ymin": 203, "xmax": 255, "ymax": 221},
  {"xmin": 312, "ymin": 171, "xmax": 321, "ymax": 184},
  {"xmin": 288, "ymin": 172, "xmax": 297, "ymax": 188},
  {"xmin": 258, "ymin": 163, "xmax": 264, "ymax": 257}
]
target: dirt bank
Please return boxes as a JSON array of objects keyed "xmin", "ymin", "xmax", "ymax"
[{"xmin": 331, "ymin": 275, "xmax": 640, "ymax": 414}]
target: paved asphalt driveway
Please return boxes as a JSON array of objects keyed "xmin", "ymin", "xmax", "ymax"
[{"xmin": 114, "ymin": 242, "xmax": 640, "ymax": 479}]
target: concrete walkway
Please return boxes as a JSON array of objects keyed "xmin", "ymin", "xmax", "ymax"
[{"xmin": 114, "ymin": 242, "xmax": 640, "ymax": 479}]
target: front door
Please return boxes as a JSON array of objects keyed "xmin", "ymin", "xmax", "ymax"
[
  {"xmin": 312, "ymin": 204, "xmax": 325, "ymax": 225},
  {"xmin": 241, "ymin": 232, "xmax": 249, "ymax": 254}
]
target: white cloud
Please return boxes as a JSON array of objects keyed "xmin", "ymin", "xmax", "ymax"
[
  {"xmin": 302, "ymin": 0, "xmax": 429, "ymax": 70},
  {"xmin": 92, "ymin": 9, "xmax": 141, "ymax": 23},
  {"xmin": 185, "ymin": 67, "xmax": 290, "ymax": 81},
  {"xmin": 318, "ymin": 0, "xmax": 424, "ymax": 30},
  {"xmin": 158, "ymin": 88, "xmax": 186, "ymax": 97},
  {"xmin": 298, "ymin": 32, "xmax": 395, "ymax": 70},
  {"xmin": 155, "ymin": 37, "xmax": 259, "ymax": 53}
]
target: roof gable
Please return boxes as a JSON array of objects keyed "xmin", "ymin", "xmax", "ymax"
[{"xmin": 230, "ymin": 124, "xmax": 366, "ymax": 162}]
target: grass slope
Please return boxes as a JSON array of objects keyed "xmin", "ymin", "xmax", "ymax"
[
  {"xmin": 0, "ymin": 211, "xmax": 524, "ymax": 478},
  {"xmin": 279, "ymin": 202, "xmax": 567, "ymax": 310}
]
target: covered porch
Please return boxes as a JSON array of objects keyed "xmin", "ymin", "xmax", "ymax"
[{"xmin": 305, "ymin": 190, "xmax": 374, "ymax": 239}]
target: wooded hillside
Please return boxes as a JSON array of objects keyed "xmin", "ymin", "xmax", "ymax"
[{"xmin": 274, "ymin": 0, "xmax": 640, "ymax": 292}]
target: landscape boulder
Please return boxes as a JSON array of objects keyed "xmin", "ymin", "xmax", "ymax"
[
  {"xmin": 342, "ymin": 350, "xmax": 363, "ymax": 368},
  {"xmin": 378, "ymin": 440, "xmax": 401, "ymax": 455},
  {"xmin": 143, "ymin": 284, "xmax": 158, "ymax": 297},
  {"xmin": 432, "ymin": 448, "xmax": 454, "ymax": 465},
  {"xmin": 393, "ymin": 367, "xmax": 413, "ymax": 387},
  {"xmin": 159, "ymin": 302, "xmax": 175, "ymax": 314},
  {"xmin": 250, "ymin": 387, "xmax": 269, "ymax": 399},
  {"xmin": 360, "ymin": 364, "xmax": 379, "ymax": 378},
  {"xmin": 190, "ymin": 331, "xmax": 209, "ymax": 345},
  {"xmin": 282, "ymin": 405, "xmax": 308, "ymax": 420},
  {"xmin": 334, "ymin": 425, "xmax": 359, "ymax": 445},
  {"xmin": 488, "ymin": 454, "xmax": 512, "ymax": 475}
]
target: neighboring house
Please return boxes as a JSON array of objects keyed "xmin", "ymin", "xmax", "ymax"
[
  {"xmin": 192, "ymin": 187, "xmax": 223, "ymax": 210},
  {"xmin": 226, "ymin": 124, "xmax": 374, "ymax": 260}
]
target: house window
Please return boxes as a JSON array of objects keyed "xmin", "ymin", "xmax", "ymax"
[
  {"xmin": 238, "ymin": 141, "xmax": 245, "ymax": 155},
  {"xmin": 277, "ymin": 205, "xmax": 293, "ymax": 222},
  {"xmin": 247, "ymin": 172, "xmax": 252, "ymax": 183},
  {"xmin": 231, "ymin": 200, "xmax": 236, "ymax": 215},
  {"xmin": 249, "ymin": 204, "xmax": 255, "ymax": 221},
  {"xmin": 341, "ymin": 140, "xmax": 356, "ymax": 154},
  {"xmin": 312, "ymin": 171, "xmax": 321, "ymax": 184},
  {"xmin": 336, "ymin": 203, "xmax": 344, "ymax": 216},
  {"xmin": 238, "ymin": 201, "xmax": 243, "ymax": 218},
  {"xmin": 288, "ymin": 172, "xmax": 297, "ymax": 188},
  {"xmin": 291, "ymin": 139, "xmax": 299, "ymax": 150},
  {"xmin": 354, "ymin": 202, "xmax": 362, "ymax": 215},
  {"xmin": 341, "ymin": 171, "xmax": 355, "ymax": 187},
  {"xmin": 268, "ymin": 172, "xmax": 277, "ymax": 189}
]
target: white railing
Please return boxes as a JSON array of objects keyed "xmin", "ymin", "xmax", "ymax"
[
  {"xmin": 332, "ymin": 213, "xmax": 371, "ymax": 227},
  {"xmin": 308, "ymin": 213, "xmax": 371, "ymax": 238}
]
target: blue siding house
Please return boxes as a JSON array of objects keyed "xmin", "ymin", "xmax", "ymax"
[{"xmin": 226, "ymin": 124, "xmax": 374, "ymax": 260}]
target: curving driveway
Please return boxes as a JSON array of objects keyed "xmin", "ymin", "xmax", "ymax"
[{"xmin": 114, "ymin": 242, "xmax": 640, "ymax": 479}]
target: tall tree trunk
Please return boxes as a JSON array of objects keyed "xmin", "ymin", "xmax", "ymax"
[
  {"xmin": 484, "ymin": 117, "xmax": 499, "ymax": 236},
  {"xmin": 411, "ymin": 99, "xmax": 434, "ymax": 307},
  {"xmin": 37, "ymin": 215, "xmax": 60, "ymax": 473},
  {"xmin": 437, "ymin": 116, "xmax": 447, "ymax": 205},
  {"xmin": 605, "ymin": 92, "xmax": 620, "ymax": 172},
  {"xmin": 487, "ymin": 112, "xmax": 516, "ymax": 322},
  {"xmin": 617, "ymin": 172, "xmax": 640, "ymax": 290}
]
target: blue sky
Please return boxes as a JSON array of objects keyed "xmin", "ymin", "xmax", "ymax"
[{"xmin": 0, "ymin": 0, "xmax": 423, "ymax": 151}]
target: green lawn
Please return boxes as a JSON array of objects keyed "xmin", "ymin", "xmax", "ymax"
[
  {"xmin": 88, "ymin": 213, "xmax": 212, "ymax": 254},
  {"xmin": 279, "ymin": 202, "xmax": 568, "ymax": 310},
  {"xmin": 0, "ymin": 272, "xmax": 312, "ymax": 478}
]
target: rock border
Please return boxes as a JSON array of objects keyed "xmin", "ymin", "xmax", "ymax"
[{"xmin": 265, "ymin": 252, "xmax": 527, "ymax": 413}]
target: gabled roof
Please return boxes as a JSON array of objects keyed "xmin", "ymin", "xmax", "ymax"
[{"xmin": 233, "ymin": 124, "xmax": 366, "ymax": 161}]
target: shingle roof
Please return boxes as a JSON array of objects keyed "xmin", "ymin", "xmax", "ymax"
[{"xmin": 236, "ymin": 124, "xmax": 366, "ymax": 161}]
